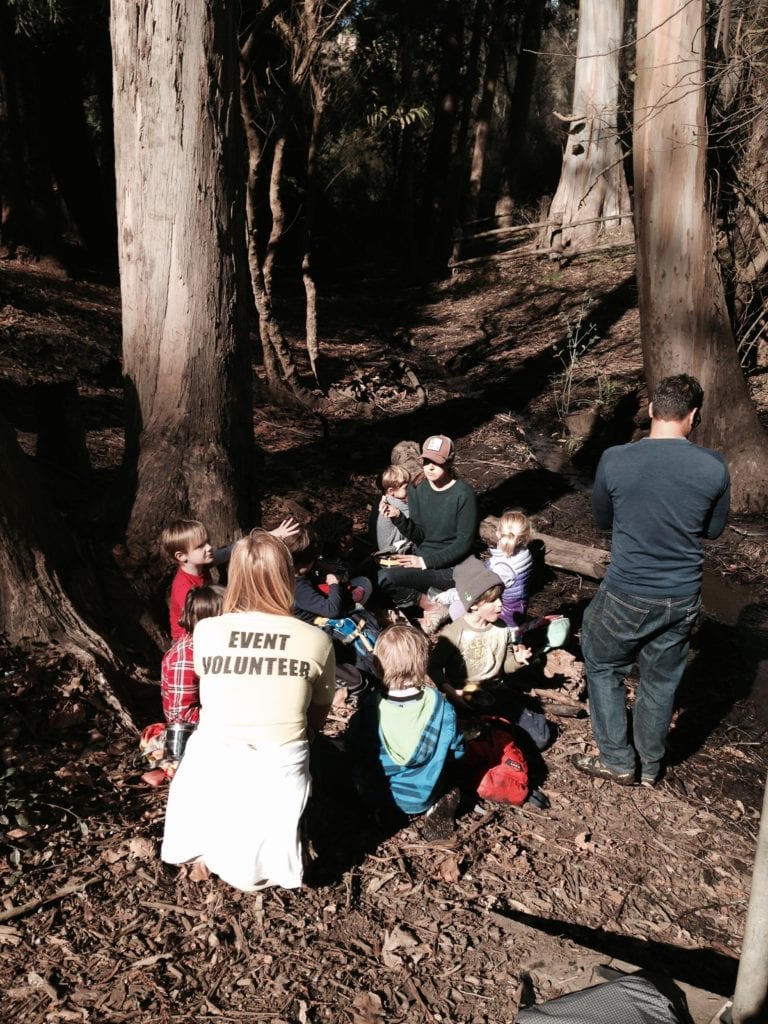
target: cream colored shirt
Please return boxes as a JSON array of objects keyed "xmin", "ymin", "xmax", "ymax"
[
  {"xmin": 192, "ymin": 611, "xmax": 335, "ymax": 746},
  {"xmin": 429, "ymin": 617, "xmax": 522, "ymax": 689}
]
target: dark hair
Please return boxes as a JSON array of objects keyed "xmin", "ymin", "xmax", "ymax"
[
  {"xmin": 651, "ymin": 374, "xmax": 703, "ymax": 421},
  {"xmin": 282, "ymin": 524, "xmax": 319, "ymax": 569},
  {"xmin": 178, "ymin": 585, "xmax": 224, "ymax": 634}
]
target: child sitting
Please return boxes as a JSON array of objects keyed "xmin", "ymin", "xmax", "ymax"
[
  {"xmin": 161, "ymin": 586, "xmax": 224, "ymax": 725},
  {"xmin": 438, "ymin": 511, "xmax": 533, "ymax": 630},
  {"xmin": 373, "ymin": 465, "xmax": 413, "ymax": 555},
  {"xmin": 285, "ymin": 525, "xmax": 361, "ymax": 623},
  {"xmin": 286, "ymin": 525, "xmax": 378, "ymax": 675},
  {"xmin": 485, "ymin": 509, "xmax": 533, "ymax": 631},
  {"xmin": 429, "ymin": 558, "xmax": 531, "ymax": 708},
  {"xmin": 160, "ymin": 516, "xmax": 299, "ymax": 640},
  {"xmin": 346, "ymin": 624, "xmax": 464, "ymax": 839}
]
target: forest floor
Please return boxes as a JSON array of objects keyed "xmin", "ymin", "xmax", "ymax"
[{"xmin": 1, "ymin": 251, "xmax": 768, "ymax": 1023}]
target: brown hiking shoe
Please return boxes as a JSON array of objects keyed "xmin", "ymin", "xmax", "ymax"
[{"xmin": 571, "ymin": 754, "xmax": 635, "ymax": 786}]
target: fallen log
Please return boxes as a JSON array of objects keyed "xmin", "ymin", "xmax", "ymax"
[{"xmin": 533, "ymin": 531, "xmax": 610, "ymax": 580}]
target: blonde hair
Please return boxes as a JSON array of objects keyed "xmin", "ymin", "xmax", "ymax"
[
  {"xmin": 223, "ymin": 531, "xmax": 295, "ymax": 615},
  {"xmin": 374, "ymin": 624, "xmax": 428, "ymax": 691},
  {"xmin": 496, "ymin": 509, "xmax": 532, "ymax": 557},
  {"xmin": 380, "ymin": 464, "xmax": 410, "ymax": 493},
  {"xmin": 160, "ymin": 518, "xmax": 208, "ymax": 562}
]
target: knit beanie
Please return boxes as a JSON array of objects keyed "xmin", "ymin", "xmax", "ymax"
[{"xmin": 453, "ymin": 557, "xmax": 503, "ymax": 612}]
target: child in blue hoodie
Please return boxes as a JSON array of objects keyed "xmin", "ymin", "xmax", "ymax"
[{"xmin": 346, "ymin": 624, "xmax": 464, "ymax": 838}]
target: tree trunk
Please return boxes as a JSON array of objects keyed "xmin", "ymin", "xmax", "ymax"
[
  {"xmin": 111, "ymin": 0, "xmax": 256, "ymax": 564},
  {"xmin": 303, "ymin": 73, "xmax": 323, "ymax": 382},
  {"xmin": 0, "ymin": 416, "xmax": 137, "ymax": 732},
  {"xmin": 43, "ymin": 44, "xmax": 116, "ymax": 263},
  {"xmin": 634, "ymin": 0, "xmax": 768, "ymax": 512},
  {"xmin": 263, "ymin": 133, "xmax": 287, "ymax": 298},
  {"xmin": 464, "ymin": 0, "xmax": 506, "ymax": 226},
  {"xmin": 395, "ymin": 0, "xmax": 417, "ymax": 276},
  {"xmin": 499, "ymin": 0, "xmax": 547, "ymax": 211},
  {"xmin": 239, "ymin": 68, "xmax": 323, "ymax": 408},
  {"xmin": 541, "ymin": 0, "xmax": 632, "ymax": 253},
  {"xmin": 419, "ymin": 0, "xmax": 464, "ymax": 267},
  {"xmin": 728, "ymin": 1, "xmax": 768, "ymax": 363},
  {"xmin": 0, "ymin": 0, "xmax": 61, "ymax": 258}
]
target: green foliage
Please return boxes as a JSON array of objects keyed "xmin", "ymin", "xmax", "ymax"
[{"xmin": 366, "ymin": 103, "xmax": 430, "ymax": 133}]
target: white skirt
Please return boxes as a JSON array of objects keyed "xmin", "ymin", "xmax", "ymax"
[{"xmin": 161, "ymin": 732, "xmax": 310, "ymax": 891}]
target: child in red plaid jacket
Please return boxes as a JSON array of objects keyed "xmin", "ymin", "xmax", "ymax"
[{"xmin": 161, "ymin": 586, "xmax": 223, "ymax": 724}]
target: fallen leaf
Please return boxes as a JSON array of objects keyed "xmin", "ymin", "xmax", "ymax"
[
  {"xmin": 367, "ymin": 870, "xmax": 396, "ymax": 894},
  {"xmin": 382, "ymin": 924, "xmax": 418, "ymax": 968},
  {"xmin": 101, "ymin": 847, "xmax": 127, "ymax": 865},
  {"xmin": 127, "ymin": 837, "xmax": 155, "ymax": 860},
  {"xmin": 349, "ymin": 991, "xmax": 385, "ymax": 1024},
  {"xmin": 188, "ymin": 860, "xmax": 211, "ymax": 882},
  {"xmin": 432, "ymin": 851, "xmax": 461, "ymax": 883}
]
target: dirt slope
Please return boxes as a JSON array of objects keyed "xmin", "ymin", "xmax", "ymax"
[{"xmin": 1, "ymin": 253, "xmax": 767, "ymax": 1022}]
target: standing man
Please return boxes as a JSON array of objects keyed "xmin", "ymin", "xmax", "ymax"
[{"xmin": 574, "ymin": 374, "xmax": 730, "ymax": 787}]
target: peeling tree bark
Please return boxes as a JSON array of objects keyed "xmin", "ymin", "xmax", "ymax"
[
  {"xmin": 111, "ymin": 0, "xmax": 256, "ymax": 564},
  {"xmin": 542, "ymin": 0, "xmax": 632, "ymax": 253},
  {"xmin": 634, "ymin": 0, "xmax": 768, "ymax": 512}
]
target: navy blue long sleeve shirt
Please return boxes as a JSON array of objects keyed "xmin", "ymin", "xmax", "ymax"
[{"xmin": 593, "ymin": 437, "xmax": 730, "ymax": 596}]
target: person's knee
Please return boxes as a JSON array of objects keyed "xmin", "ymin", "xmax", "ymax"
[{"xmin": 378, "ymin": 568, "xmax": 393, "ymax": 589}]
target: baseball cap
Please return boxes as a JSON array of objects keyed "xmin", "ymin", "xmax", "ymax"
[{"xmin": 420, "ymin": 435, "xmax": 454, "ymax": 464}]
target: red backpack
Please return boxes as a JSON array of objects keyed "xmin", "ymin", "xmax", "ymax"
[{"xmin": 463, "ymin": 716, "xmax": 530, "ymax": 807}]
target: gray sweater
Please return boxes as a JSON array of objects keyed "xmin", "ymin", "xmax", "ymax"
[{"xmin": 375, "ymin": 497, "xmax": 413, "ymax": 554}]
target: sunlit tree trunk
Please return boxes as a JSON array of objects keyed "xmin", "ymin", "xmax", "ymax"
[
  {"xmin": 303, "ymin": 72, "xmax": 323, "ymax": 381},
  {"xmin": 634, "ymin": 0, "xmax": 768, "ymax": 512},
  {"xmin": 542, "ymin": 0, "xmax": 631, "ymax": 253},
  {"xmin": 111, "ymin": 0, "xmax": 256, "ymax": 563}
]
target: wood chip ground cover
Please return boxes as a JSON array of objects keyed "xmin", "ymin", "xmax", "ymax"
[{"xmin": 1, "ymin": 254, "xmax": 767, "ymax": 1021}]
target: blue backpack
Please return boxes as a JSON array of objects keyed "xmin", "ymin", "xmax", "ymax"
[{"xmin": 314, "ymin": 612, "xmax": 381, "ymax": 665}]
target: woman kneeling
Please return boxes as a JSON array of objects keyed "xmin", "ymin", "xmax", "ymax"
[{"xmin": 161, "ymin": 531, "xmax": 336, "ymax": 891}]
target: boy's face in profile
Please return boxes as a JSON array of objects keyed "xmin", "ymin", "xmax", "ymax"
[
  {"xmin": 387, "ymin": 483, "xmax": 408, "ymax": 501},
  {"xmin": 471, "ymin": 594, "xmax": 503, "ymax": 625},
  {"xmin": 177, "ymin": 538, "xmax": 214, "ymax": 571}
]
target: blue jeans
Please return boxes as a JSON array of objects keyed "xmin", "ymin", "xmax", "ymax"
[{"xmin": 581, "ymin": 582, "xmax": 701, "ymax": 778}]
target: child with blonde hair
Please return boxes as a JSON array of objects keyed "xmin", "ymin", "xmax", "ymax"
[
  {"xmin": 160, "ymin": 516, "xmax": 299, "ymax": 641},
  {"xmin": 437, "ymin": 510, "xmax": 533, "ymax": 629},
  {"xmin": 346, "ymin": 624, "xmax": 464, "ymax": 838},
  {"xmin": 373, "ymin": 464, "xmax": 414, "ymax": 555},
  {"xmin": 486, "ymin": 509, "xmax": 533, "ymax": 630}
]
